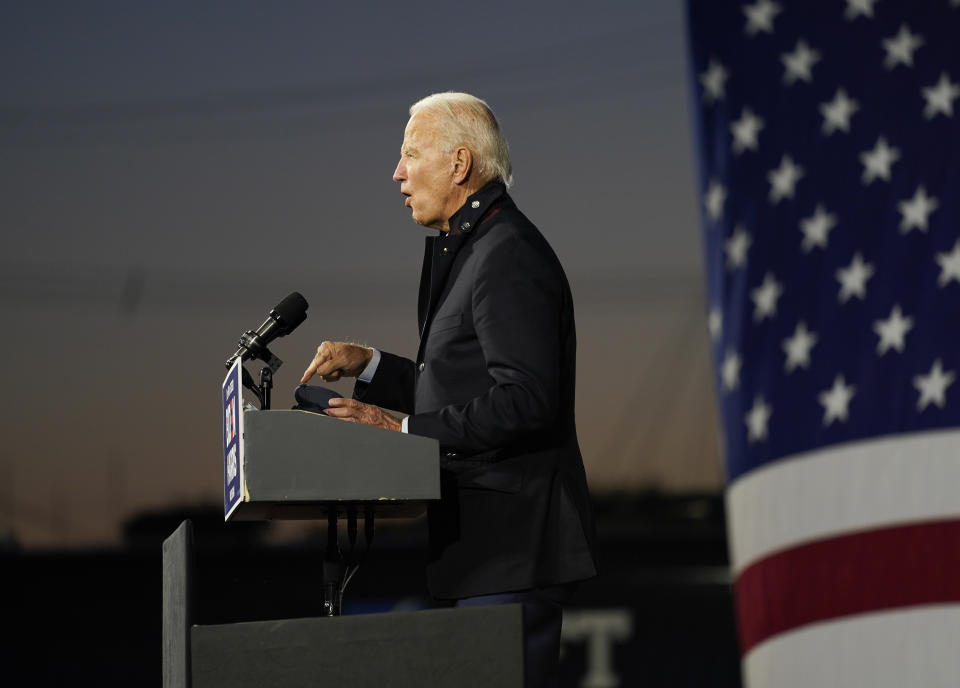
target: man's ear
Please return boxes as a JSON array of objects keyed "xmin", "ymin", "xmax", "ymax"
[{"xmin": 451, "ymin": 146, "xmax": 473, "ymax": 185}]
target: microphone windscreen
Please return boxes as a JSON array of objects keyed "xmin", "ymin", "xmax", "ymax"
[{"xmin": 272, "ymin": 292, "xmax": 309, "ymax": 333}]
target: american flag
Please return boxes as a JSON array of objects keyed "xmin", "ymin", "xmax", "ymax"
[{"xmin": 686, "ymin": 1, "xmax": 960, "ymax": 685}]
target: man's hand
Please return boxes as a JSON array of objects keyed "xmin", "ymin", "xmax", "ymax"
[
  {"xmin": 324, "ymin": 398, "xmax": 402, "ymax": 431},
  {"xmin": 301, "ymin": 341, "xmax": 373, "ymax": 383}
]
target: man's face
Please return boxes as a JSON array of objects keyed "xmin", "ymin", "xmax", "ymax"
[{"xmin": 392, "ymin": 112, "xmax": 457, "ymax": 230}]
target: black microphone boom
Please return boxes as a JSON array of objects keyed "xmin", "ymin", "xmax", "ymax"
[{"xmin": 226, "ymin": 292, "xmax": 309, "ymax": 371}]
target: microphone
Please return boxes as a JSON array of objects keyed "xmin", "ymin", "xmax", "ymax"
[{"xmin": 226, "ymin": 292, "xmax": 309, "ymax": 371}]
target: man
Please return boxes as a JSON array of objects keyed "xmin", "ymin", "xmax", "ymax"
[{"xmin": 301, "ymin": 92, "xmax": 597, "ymax": 687}]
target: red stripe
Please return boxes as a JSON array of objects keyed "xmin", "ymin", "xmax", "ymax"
[{"xmin": 734, "ymin": 518, "xmax": 960, "ymax": 654}]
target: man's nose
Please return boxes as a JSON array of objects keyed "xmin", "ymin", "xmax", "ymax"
[{"xmin": 392, "ymin": 159, "xmax": 405, "ymax": 182}]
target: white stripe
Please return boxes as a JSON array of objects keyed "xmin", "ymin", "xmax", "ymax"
[
  {"xmin": 743, "ymin": 604, "xmax": 960, "ymax": 688},
  {"xmin": 727, "ymin": 428, "xmax": 960, "ymax": 573}
]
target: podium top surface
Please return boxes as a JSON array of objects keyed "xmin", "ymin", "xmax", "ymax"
[{"xmin": 191, "ymin": 605, "xmax": 523, "ymax": 688}]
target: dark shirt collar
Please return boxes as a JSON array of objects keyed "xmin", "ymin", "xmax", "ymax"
[{"xmin": 445, "ymin": 180, "xmax": 507, "ymax": 236}]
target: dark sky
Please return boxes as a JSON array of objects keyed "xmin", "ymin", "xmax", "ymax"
[{"xmin": 0, "ymin": 1, "xmax": 723, "ymax": 547}]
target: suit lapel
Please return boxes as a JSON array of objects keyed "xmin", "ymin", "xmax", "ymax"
[
  {"xmin": 418, "ymin": 233, "xmax": 471, "ymax": 339},
  {"xmin": 418, "ymin": 237, "xmax": 435, "ymax": 335}
]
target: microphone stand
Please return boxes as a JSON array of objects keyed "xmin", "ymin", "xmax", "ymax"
[
  {"xmin": 259, "ymin": 367, "xmax": 273, "ymax": 410},
  {"xmin": 321, "ymin": 507, "xmax": 373, "ymax": 617},
  {"xmin": 232, "ymin": 345, "xmax": 281, "ymax": 411},
  {"xmin": 322, "ymin": 510, "xmax": 344, "ymax": 616}
]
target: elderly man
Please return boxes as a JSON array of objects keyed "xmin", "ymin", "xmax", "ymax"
[{"xmin": 301, "ymin": 92, "xmax": 597, "ymax": 688}]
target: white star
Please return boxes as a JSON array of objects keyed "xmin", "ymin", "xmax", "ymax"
[
  {"xmin": 836, "ymin": 252, "xmax": 875, "ymax": 303},
  {"xmin": 873, "ymin": 304, "xmax": 914, "ymax": 355},
  {"xmin": 743, "ymin": 0, "xmax": 782, "ymax": 35},
  {"xmin": 882, "ymin": 24, "xmax": 924, "ymax": 70},
  {"xmin": 708, "ymin": 307, "xmax": 723, "ymax": 341},
  {"xmin": 922, "ymin": 72, "xmax": 960, "ymax": 119},
  {"xmin": 897, "ymin": 186, "xmax": 939, "ymax": 234},
  {"xmin": 721, "ymin": 349, "xmax": 742, "ymax": 391},
  {"xmin": 751, "ymin": 272, "xmax": 784, "ymax": 321},
  {"xmin": 768, "ymin": 154, "xmax": 804, "ymax": 203},
  {"xmin": 704, "ymin": 179, "xmax": 727, "ymax": 222},
  {"xmin": 860, "ymin": 136, "xmax": 900, "ymax": 185},
  {"xmin": 845, "ymin": 0, "xmax": 879, "ymax": 20},
  {"xmin": 800, "ymin": 204, "xmax": 838, "ymax": 252},
  {"xmin": 935, "ymin": 240, "xmax": 960, "ymax": 287},
  {"xmin": 745, "ymin": 395, "xmax": 772, "ymax": 443},
  {"xmin": 730, "ymin": 107, "xmax": 765, "ymax": 154},
  {"xmin": 913, "ymin": 359, "xmax": 956, "ymax": 411},
  {"xmin": 819, "ymin": 375, "xmax": 856, "ymax": 426},
  {"xmin": 820, "ymin": 88, "xmax": 859, "ymax": 135},
  {"xmin": 782, "ymin": 39, "xmax": 821, "ymax": 85},
  {"xmin": 782, "ymin": 321, "xmax": 818, "ymax": 372},
  {"xmin": 725, "ymin": 225, "xmax": 752, "ymax": 269},
  {"xmin": 700, "ymin": 59, "xmax": 729, "ymax": 103}
]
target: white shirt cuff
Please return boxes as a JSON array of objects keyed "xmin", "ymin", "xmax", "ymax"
[
  {"xmin": 357, "ymin": 348, "xmax": 381, "ymax": 383},
  {"xmin": 401, "ymin": 416, "xmax": 409, "ymax": 433}
]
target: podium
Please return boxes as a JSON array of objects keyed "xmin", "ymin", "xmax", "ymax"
[
  {"xmin": 165, "ymin": 409, "xmax": 524, "ymax": 687},
  {"xmin": 227, "ymin": 409, "xmax": 442, "ymax": 520}
]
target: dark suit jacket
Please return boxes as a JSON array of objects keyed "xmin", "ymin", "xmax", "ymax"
[{"xmin": 355, "ymin": 182, "xmax": 598, "ymax": 600}]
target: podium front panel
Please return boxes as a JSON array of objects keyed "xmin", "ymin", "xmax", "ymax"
[{"xmin": 230, "ymin": 409, "xmax": 440, "ymax": 520}]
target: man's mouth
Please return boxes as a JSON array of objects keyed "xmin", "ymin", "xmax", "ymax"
[{"xmin": 403, "ymin": 193, "xmax": 412, "ymax": 207}]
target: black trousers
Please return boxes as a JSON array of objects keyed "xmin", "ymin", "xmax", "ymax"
[{"xmin": 456, "ymin": 583, "xmax": 576, "ymax": 688}]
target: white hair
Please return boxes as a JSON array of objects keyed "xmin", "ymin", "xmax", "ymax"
[{"xmin": 409, "ymin": 92, "xmax": 513, "ymax": 188}]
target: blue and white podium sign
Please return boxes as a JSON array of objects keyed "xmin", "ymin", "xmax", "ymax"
[{"xmin": 222, "ymin": 359, "xmax": 244, "ymax": 520}]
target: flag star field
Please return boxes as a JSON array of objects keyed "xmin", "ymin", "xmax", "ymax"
[{"xmin": 689, "ymin": 0, "xmax": 960, "ymax": 481}]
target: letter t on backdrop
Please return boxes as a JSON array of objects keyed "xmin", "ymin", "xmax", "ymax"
[{"xmin": 685, "ymin": 1, "xmax": 960, "ymax": 686}]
